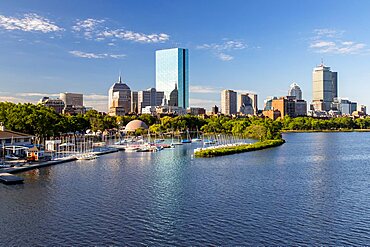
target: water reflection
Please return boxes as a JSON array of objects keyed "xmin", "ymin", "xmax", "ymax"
[{"xmin": 1, "ymin": 133, "xmax": 370, "ymax": 245}]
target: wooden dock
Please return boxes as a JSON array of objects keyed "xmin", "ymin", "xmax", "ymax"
[{"xmin": 0, "ymin": 173, "xmax": 24, "ymax": 185}]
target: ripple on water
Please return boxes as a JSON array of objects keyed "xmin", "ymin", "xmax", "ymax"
[{"xmin": 1, "ymin": 133, "xmax": 370, "ymax": 245}]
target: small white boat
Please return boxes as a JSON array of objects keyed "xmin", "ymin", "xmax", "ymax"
[
  {"xmin": 125, "ymin": 146, "xmax": 140, "ymax": 152},
  {"xmin": 191, "ymin": 138, "xmax": 202, "ymax": 142},
  {"xmin": 76, "ymin": 153, "xmax": 98, "ymax": 160},
  {"xmin": 171, "ymin": 142, "xmax": 183, "ymax": 146},
  {"xmin": 5, "ymin": 155, "xmax": 19, "ymax": 160}
]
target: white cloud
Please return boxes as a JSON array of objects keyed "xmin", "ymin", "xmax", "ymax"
[
  {"xmin": 0, "ymin": 13, "xmax": 64, "ymax": 33},
  {"xmin": 313, "ymin": 28, "xmax": 344, "ymax": 38},
  {"xmin": 310, "ymin": 41, "xmax": 336, "ymax": 48},
  {"xmin": 98, "ymin": 29, "xmax": 169, "ymax": 43},
  {"xmin": 218, "ymin": 53, "xmax": 234, "ymax": 61},
  {"xmin": 310, "ymin": 28, "xmax": 367, "ymax": 54},
  {"xmin": 72, "ymin": 18, "xmax": 170, "ymax": 43},
  {"xmin": 197, "ymin": 40, "xmax": 247, "ymax": 51},
  {"xmin": 197, "ymin": 39, "xmax": 247, "ymax": 61},
  {"xmin": 0, "ymin": 92, "xmax": 109, "ymax": 112},
  {"xmin": 69, "ymin": 50, "xmax": 126, "ymax": 59},
  {"xmin": 190, "ymin": 85, "xmax": 222, "ymax": 94},
  {"xmin": 189, "ymin": 98, "xmax": 218, "ymax": 110},
  {"xmin": 310, "ymin": 40, "xmax": 366, "ymax": 54},
  {"xmin": 72, "ymin": 18, "xmax": 104, "ymax": 32}
]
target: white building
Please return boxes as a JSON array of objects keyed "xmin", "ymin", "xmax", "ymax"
[
  {"xmin": 288, "ymin": 83, "xmax": 303, "ymax": 100},
  {"xmin": 221, "ymin": 89, "xmax": 237, "ymax": 115},
  {"xmin": 108, "ymin": 76, "xmax": 131, "ymax": 116}
]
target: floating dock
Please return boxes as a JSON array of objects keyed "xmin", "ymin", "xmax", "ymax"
[{"xmin": 0, "ymin": 173, "xmax": 24, "ymax": 185}]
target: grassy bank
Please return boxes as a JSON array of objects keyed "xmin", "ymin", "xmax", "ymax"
[
  {"xmin": 282, "ymin": 129, "xmax": 370, "ymax": 133},
  {"xmin": 194, "ymin": 139, "xmax": 285, "ymax": 158}
]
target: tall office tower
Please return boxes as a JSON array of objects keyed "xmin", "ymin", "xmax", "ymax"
[
  {"xmin": 137, "ymin": 88, "xmax": 165, "ymax": 114},
  {"xmin": 108, "ymin": 76, "xmax": 131, "ymax": 116},
  {"xmin": 138, "ymin": 90, "xmax": 151, "ymax": 114},
  {"xmin": 238, "ymin": 93, "xmax": 255, "ymax": 115},
  {"xmin": 288, "ymin": 83, "xmax": 303, "ymax": 100},
  {"xmin": 155, "ymin": 48, "xmax": 189, "ymax": 109},
  {"xmin": 221, "ymin": 90, "xmax": 237, "ymax": 115},
  {"xmin": 312, "ymin": 63, "xmax": 338, "ymax": 111},
  {"xmin": 131, "ymin": 91, "xmax": 138, "ymax": 113}
]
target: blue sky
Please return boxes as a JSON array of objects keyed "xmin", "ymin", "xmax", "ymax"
[{"xmin": 1, "ymin": 0, "xmax": 370, "ymax": 111}]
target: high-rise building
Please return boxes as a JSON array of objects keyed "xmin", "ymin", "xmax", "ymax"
[
  {"xmin": 137, "ymin": 88, "xmax": 165, "ymax": 114},
  {"xmin": 221, "ymin": 90, "xmax": 237, "ymax": 115},
  {"xmin": 38, "ymin": 97, "xmax": 65, "ymax": 114},
  {"xmin": 312, "ymin": 64, "xmax": 337, "ymax": 111},
  {"xmin": 238, "ymin": 93, "xmax": 258, "ymax": 115},
  {"xmin": 155, "ymin": 48, "xmax": 189, "ymax": 109},
  {"xmin": 212, "ymin": 105, "xmax": 219, "ymax": 114},
  {"xmin": 60, "ymin": 92, "xmax": 85, "ymax": 115},
  {"xmin": 288, "ymin": 83, "xmax": 303, "ymax": 100},
  {"xmin": 60, "ymin": 92, "xmax": 83, "ymax": 107},
  {"xmin": 108, "ymin": 76, "xmax": 131, "ymax": 116},
  {"xmin": 131, "ymin": 91, "xmax": 138, "ymax": 113}
]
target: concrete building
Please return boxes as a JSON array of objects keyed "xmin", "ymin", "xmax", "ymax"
[
  {"xmin": 221, "ymin": 90, "xmax": 237, "ymax": 115},
  {"xmin": 263, "ymin": 96, "xmax": 307, "ymax": 119},
  {"xmin": 358, "ymin": 105, "xmax": 367, "ymax": 115},
  {"xmin": 288, "ymin": 83, "xmax": 302, "ymax": 100},
  {"xmin": 108, "ymin": 76, "xmax": 131, "ymax": 116},
  {"xmin": 131, "ymin": 91, "xmax": 138, "ymax": 113},
  {"xmin": 331, "ymin": 98, "xmax": 357, "ymax": 115},
  {"xmin": 168, "ymin": 84, "xmax": 178, "ymax": 107},
  {"xmin": 187, "ymin": 107, "xmax": 206, "ymax": 115},
  {"xmin": 212, "ymin": 105, "xmax": 219, "ymax": 115},
  {"xmin": 238, "ymin": 93, "xmax": 258, "ymax": 115},
  {"xmin": 38, "ymin": 97, "xmax": 65, "ymax": 114},
  {"xmin": 312, "ymin": 63, "xmax": 337, "ymax": 111},
  {"xmin": 60, "ymin": 92, "xmax": 85, "ymax": 115},
  {"xmin": 156, "ymin": 48, "xmax": 189, "ymax": 109},
  {"xmin": 137, "ymin": 88, "xmax": 165, "ymax": 114}
]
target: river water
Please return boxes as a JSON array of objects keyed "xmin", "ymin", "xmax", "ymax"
[{"xmin": 1, "ymin": 132, "xmax": 370, "ymax": 246}]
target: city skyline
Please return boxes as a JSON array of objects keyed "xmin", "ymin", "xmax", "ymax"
[{"xmin": 1, "ymin": 1, "xmax": 370, "ymax": 111}]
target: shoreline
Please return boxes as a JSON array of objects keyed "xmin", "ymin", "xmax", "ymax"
[
  {"xmin": 0, "ymin": 148, "xmax": 119, "ymax": 175},
  {"xmin": 282, "ymin": 129, "xmax": 370, "ymax": 133},
  {"xmin": 194, "ymin": 139, "xmax": 285, "ymax": 158}
]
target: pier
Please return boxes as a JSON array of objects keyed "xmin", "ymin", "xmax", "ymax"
[
  {"xmin": 0, "ymin": 173, "xmax": 24, "ymax": 185},
  {"xmin": 0, "ymin": 148, "xmax": 119, "ymax": 176}
]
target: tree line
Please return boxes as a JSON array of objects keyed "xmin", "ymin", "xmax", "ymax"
[{"xmin": 2, "ymin": 102, "xmax": 370, "ymax": 141}]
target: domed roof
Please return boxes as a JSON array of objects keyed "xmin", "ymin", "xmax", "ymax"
[
  {"xmin": 290, "ymin": 82, "xmax": 301, "ymax": 89},
  {"xmin": 125, "ymin": 120, "xmax": 148, "ymax": 132}
]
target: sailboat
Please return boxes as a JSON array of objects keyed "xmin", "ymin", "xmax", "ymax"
[
  {"xmin": 171, "ymin": 130, "xmax": 183, "ymax": 146},
  {"xmin": 181, "ymin": 129, "xmax": 192, "ymax": 143},
  {"xmin": 191, "ymin": 128, "xmax": 202, "ymax": 142}
]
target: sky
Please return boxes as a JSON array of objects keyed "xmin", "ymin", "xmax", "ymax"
[{"xmin": 1, "ymin": 0, "xmax": 370, "ymax": 111}]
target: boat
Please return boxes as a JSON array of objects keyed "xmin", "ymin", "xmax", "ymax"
[
  {"xmin": 0, "ymin": 164, "xmax": 11, "ymax": 168},
  {"xmin": 76, "ymin": 153, "xmax": 98, "ymax": 160},
  {"xmin": 5, "ymin": 154, "xmax": 19, "ymax": 160},
  {"xmin": 204, "ymin": 139, "xmax": 217, "ymax": 145},
  {"xmin": 181, "ymin": 129, "xmax": 192, "ymax": 143},
  {"xmin": 125, "ymin": 145, "xmax": 140, "ymax": 152},
  {"xmin": 191, "ymin": 128, "xmax": 202, "ymax": 142},
  {"xmin": 170, "ymin": 130, "xmax": 183, "ymax": 146}
]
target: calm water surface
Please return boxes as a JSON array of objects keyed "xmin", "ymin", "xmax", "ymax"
[{"xmin": 1, "ymin": 132, "xmax": 370, "ymax": 246}]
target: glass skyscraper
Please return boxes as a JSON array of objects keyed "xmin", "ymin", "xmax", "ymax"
[{"xmin": 155, "ymin": 48, "xmax": 189, "ymax": 109}]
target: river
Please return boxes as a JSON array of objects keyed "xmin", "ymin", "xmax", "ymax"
[{"xmin": 1, "ymin": 132, "xmax": 370, "ymax": 245}]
